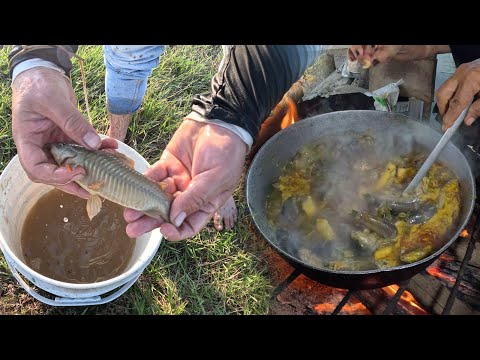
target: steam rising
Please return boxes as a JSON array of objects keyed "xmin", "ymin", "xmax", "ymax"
[{"xmin": 272, "ymin": 129, "xmax": 427, "ymax": 271}]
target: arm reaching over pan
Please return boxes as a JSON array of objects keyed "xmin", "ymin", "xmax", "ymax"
[
  {"xmin": 347, "ymin": 45, "xmax": 451, "ymax": 68},
  {"xmin": 348, "ymin": 45, "xmax": 480, "ymax": 131}
]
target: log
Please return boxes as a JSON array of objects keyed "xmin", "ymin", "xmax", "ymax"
[
  {"xmin": 355, "ymin": 286, "xmax": 428, "ymax": 315},
  {"xmin": 407, "ymin": 271, "xmax": 479, "ymax": 315}
]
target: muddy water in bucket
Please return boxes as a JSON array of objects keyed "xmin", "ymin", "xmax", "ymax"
[{"xmin": 21, "ymin": 189, "xmax": 135, "ymax": 284}]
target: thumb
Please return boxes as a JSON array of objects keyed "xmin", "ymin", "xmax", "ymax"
[
  {"xmin": 169, "ymin": 174, "xmax": 229, "ymax": 227},
  {"xmin": 46, "ymin": 99, "xmax": 101, "ymax": 150}
]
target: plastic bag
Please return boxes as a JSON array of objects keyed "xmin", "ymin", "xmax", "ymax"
[{"xmin": 364, "ymin": 79, "xmax": 404, "ymax": 112}]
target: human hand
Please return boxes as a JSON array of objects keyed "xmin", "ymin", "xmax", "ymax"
[
  {"xmin": 436, "ymin": 59, "xmax": 480, "ymax": 131},
  {"xmin": 348, "ymin": 45, "xmax": 404, "ymax": 68},
  {"xmin": 124, "ymin": 119, "xmax": 248, "ymax": 241},
  {"xmin": 12, "ymin": 67, "xmax": 116, "ymax": 199}
]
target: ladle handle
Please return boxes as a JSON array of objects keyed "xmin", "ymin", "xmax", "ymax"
[{"xmin": 403, "ymin": 98, "xmax": 474, "ymax": 195}]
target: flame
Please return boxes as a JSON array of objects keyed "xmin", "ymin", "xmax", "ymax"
[
  {"xmin": 426, "ymin": 266, "xmax": 457, "ymax": 284},
  {"xmin": 383, "ymin": 285, "xmax": 428, "ymax": 314},
  {"xmin": 460, "ymin": 229, "xmax": 469, "ymax": 238},
  {"xmin": 313, "ymin": 302, "xmax": 368, "ymax": 315},
  {"xmin": 280, "ymin": 97, "xmax": 299, "ymax": 129},
  {"xmin": 384, "ymin": 285, "xmax": 399, "ymax": 296},
  {"xmin": 439, "ymin": 253, "xmax": 455, "ymax": 262}
]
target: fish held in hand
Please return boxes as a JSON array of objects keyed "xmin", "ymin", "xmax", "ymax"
[{"xmin": 49, "ymin": 143, "xmax": 173, "ymax": 221}]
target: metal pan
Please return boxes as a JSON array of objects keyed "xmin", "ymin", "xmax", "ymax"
[{"xmin": 246, "ymin": 110, "xmax": 475, "ymax": 289}]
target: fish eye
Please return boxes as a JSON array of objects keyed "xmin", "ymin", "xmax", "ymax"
[{"xmin": 57, "ymin": 143, "xmax": 64, "ymax": 147}]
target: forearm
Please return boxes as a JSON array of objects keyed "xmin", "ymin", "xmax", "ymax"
[
  {"xmin": 391, "ymin": 45, "xmax": 451, "ymax": 62},
  {"xmin": 191, "ymin": 45, "xmax": 326, "ymax": 141}
]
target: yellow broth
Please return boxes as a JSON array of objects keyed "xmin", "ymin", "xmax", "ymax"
[{"xmin": 266, "ymin": 132, "xmax": 461, "ymax": 271}]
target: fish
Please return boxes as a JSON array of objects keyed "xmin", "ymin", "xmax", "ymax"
[
  {"xmin": 364, "ymin": 193, "xmax": 420, "ymax": 213},
  {"xmin": 351, "ymin": 230, "xmax": 378, "ymax": 252},
  {"xmin": 405, "ymin": 203, "xmax": 437, "ymax": 225},
  {"xmin": 49, "ymin": 143, "xmax": 173, "ymax": 221},
  {"xmin": 351, "ymin": 228, "xmax": 397, "ymax": 253},
  {"xmin": 350, "ymin": 210, "xmax": 398, "ymax": 239}
]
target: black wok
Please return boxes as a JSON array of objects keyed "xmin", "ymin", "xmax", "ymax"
[{"xmin": 246, "ymin": 110, "xmax": 476, "ymax": 290}]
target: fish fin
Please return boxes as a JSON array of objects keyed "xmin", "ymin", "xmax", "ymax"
[
  {"xmin": 142, "ymin": 208, "xmax": 167, "ymax": 220},
  {"xmin": 157, "ymin": 181, "xmax": 168, "ymax": 191},
  {"xmin": 65, "ymin": 163, "xmax": 73, "ymax": 172},
  {"xmin": 86, "ymin": 195, "xmax": 103, "ymax": 221},
  {"xmin": 112, "ymin": 151, "xmax": 135, "ymax": 169},
  {"xmin": 88, "ymin": 181, "xmax": 104, "ymax": 191}
]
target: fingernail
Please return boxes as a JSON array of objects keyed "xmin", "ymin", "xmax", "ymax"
[
  {"xmin": 466, "ymin": 117, "xmax": 475, "ymax": 126},
  {"xmin": 83, "ymin": 131, "xmax": 101, "ymax": 149},
  {"xmin": 159, "ymin": 226, "xmax": 169, "ymax": 240},
  {"xmin": 173, "ymin": 211, "xmax": 186, "ymax": 227}
]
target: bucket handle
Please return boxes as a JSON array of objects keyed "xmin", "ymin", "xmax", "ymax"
[{"xmin": 7, "ymin": 259, "xmax": 139, "ymax": 307}]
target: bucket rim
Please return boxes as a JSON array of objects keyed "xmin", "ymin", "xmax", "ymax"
[{"xmin": 0, "ymin": 139, "xmax": 164, "ymax": 290}]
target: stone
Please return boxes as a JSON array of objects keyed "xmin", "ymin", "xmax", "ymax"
[{"xmin": 369, "ymin": 58, "xmax": 437, "ymax": 120}]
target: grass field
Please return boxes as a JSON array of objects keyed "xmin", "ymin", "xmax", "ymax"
[{"xmin": 0, "ymin": 45, "xmax": 273, "ymax": 315}]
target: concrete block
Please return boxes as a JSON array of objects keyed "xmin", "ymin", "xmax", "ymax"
[
  {"xmin": 301, "ymin": 52, "xmax": 336, "ymax": 96},
  {"xmin": 369, "ymin": 59, "xmax": 436, "ymax": 103},
  {"xmin": 326, "ymin": 46, "xmax": 349, "ymax": 69},
  {"xmin": 369, "ymin": 58, "xmax": 437, "ymax": 119}
]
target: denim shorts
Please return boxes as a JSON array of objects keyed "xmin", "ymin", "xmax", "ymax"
[{"xmin": 104, "ymin": 45, "xmax": 165, "ymax": 114}]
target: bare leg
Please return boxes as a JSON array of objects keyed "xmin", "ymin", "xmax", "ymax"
[
  {"xmin": 104, "ymin": 45, "xmax": 165, "ymax": 142},
  {"xmin": 213, "ymin": 196, "xmax": 238, "ymax": 231},
  {"xmin": 107, "ymin": 112, "xmax": 132, "ymax": 143}
]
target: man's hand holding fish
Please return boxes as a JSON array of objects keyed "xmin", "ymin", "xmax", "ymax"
[
  {"xmin": 124, "ymin": 119, "xmax": 247, "ymax": 241},
  {"xmin": 11, "ymin": 67, "xmax": 117, "ymax": 199}
]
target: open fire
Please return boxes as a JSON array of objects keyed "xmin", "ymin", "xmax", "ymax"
[
  {"xmin": 280, "ymin": 97, "xmax": 299, "ymax": 129},
  {"xmin": 313, "ymin": 302, "xmax": 368, "ymax": 315},
  {"xmin": 251, "ymin": 94, "xmax": 301, "ymax": 156},
  {"xmin": 382, "ymin": 285, "xmax": 428, "ymax": 315},
  {"xmin": 426, "ymin": 255, "xmax": 458, "ymax": 284}
]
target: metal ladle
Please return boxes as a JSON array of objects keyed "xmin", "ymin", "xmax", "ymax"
[{"xmin": 403, "ymin": 98, "xmax": 474, "ymax": 195}]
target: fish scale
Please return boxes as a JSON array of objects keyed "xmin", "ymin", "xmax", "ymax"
[
  {"xmin": 81, "ymin": 151, "xmax": 166, "ymax": 213},
  {"xmin": 49, "ymin": 143, "xmax": 173, "ymax": 221}
]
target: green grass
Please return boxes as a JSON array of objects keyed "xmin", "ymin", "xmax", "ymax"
[{"xmin": 0, "ymin": 45, "xmax": 273, "ymax": 315}]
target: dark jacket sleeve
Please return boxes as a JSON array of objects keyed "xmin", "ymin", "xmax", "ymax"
[
  {"xmin": 191, "ymin": 45, "xmax": 325, "ymax": 139},
  {"xmin": 8, "ymin": 45, "xmax": 80, "ymax": 78},
  {"xmin": 449, "ymin": 45, "xmax": 480, "ymax": 67}
]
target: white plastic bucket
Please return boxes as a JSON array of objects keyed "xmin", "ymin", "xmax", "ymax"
[{"xmin": 0, "ymin": 138, "xmax": 163, "ymax": 306}]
